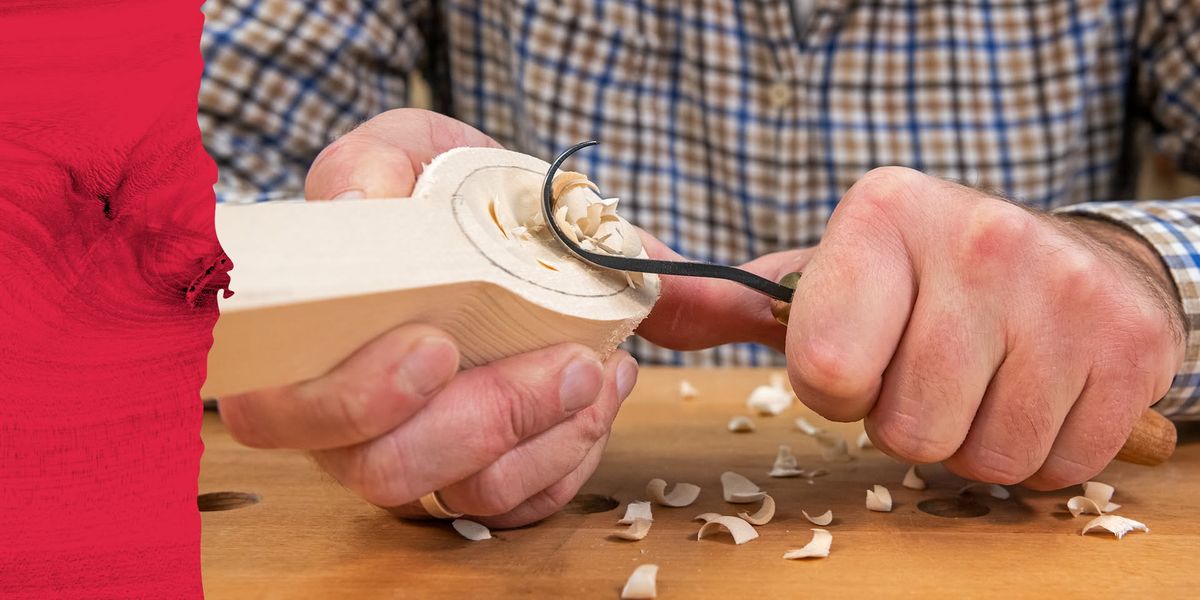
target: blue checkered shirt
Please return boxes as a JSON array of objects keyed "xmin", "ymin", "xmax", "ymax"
[{"xmin": 199, "ymin": 0, "xmax": 1200, "ymax": 417}]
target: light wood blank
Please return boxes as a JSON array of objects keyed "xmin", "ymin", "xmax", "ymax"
[{"xmin": 203, "ymin": 148, "xmax": 659, "ymax": 397}]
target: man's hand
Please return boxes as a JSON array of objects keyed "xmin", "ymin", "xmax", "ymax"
[
  {"xmin": 219, "ymin": 109, "xmax": 639, "ymax": 528},
  {"xmin": 785, "ymin": 167, "xmax": 1184, "ymax": 489}
]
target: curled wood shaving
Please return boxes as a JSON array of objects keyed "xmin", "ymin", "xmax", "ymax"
[
  {"xmin": 768, "ymin": 445, "xmax": 803, "ymax": 478},
  {"xmin": 901, "ymin": 465, "xmax": 927, "ymax": 490},
  {"xmin": 720, "ymin": 471, "xmax": 766, "ymax": 503},
  {"xmin": 611, "ymin": 518, "xmax": 653, "ymax": 541},
  {"xmin": 618, "ymin": 501, "xmax": 653, "ymax": 524},
  {"xmin": 816, "ymin": 432, "xmax": 854, "ymax": 462},
  {"xmin": 679, "ymin": 379, "xmax": 699, "ymax": 401},
  {"xmin": 958, "ymin": 483, "xmax": 1010, "ymax": 500},
  {"xmin": 697, "ymin": 516, "xmax": 760, "ymax": 545},
  {"xmin": 794, "ymin": 417, "xmax": 825, "ymax": 436},
  {"xmin": 1082, "ymin": 481, "xmax": 1121, "ymax": 512},
  {"xmin": 727, "ymin": 416, "xmax": 756, "ymax": 433},
  {"xmin": 1080, "ymin": 515, "xmax": 1148, "ymax": 539},
  {"xmin": 746, "ymin": 384, "xmax": 793, "ymax": 416},
  {"xmin": 866, "ymin": 485, "xmax": 893, "ymax": 512},
  {"xmin": 856, "ymin": 431, "xmax": 873, "ymax": 449},
  {"xmin": 802, "ymin": 509, "xmax": 833, "ymax": 526},
  {"xmin": 546, "ymin": 170, "xmax": 645, "ymax": 285},
  {"xmin": 621, "ymin": 564, "xmax": 659, "ymax": 599},
  {"xmin": 1067, "ymin": 496, "xmax": 1104, "ymax": 517},
  {"xmin": 783, "ymin": 529, "xmax": 832, "ymax": 560},
  {"xmin": 693, "ymin": 512, "xmax": 722, "ymax": 523},
  {"xmin": 451, "ymin": 519, "xmax": 491, "ymax": 541},
  {"xmin": 646, "ymin": 478, "xmax": 701, "ymax": 508},
  {"xmin": 737, "ymin": 494, "xmax": 776, "ymax": 526}
]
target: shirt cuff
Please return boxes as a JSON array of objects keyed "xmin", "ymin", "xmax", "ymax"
[{"xmin": 1056, "ymin": 199, "xmax": 1200, "ymax": 419}]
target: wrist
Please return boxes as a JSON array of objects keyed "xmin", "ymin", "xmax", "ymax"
[
  {"xmin": 1064, "ymin": 215, "xmax": 1173, "ymax": 288},
  {"xmin": 1058, "ymin": 213, "xmax": 1186, "ymax": 339}
]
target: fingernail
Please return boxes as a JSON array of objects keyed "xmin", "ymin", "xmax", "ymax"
[
  {"xmin": 559, "ymin": 355, "xmax": 603, "ymax": 413},
  {"xmin": 333, "ymin": 188, "xmax": 365, "ymax": 200},
  {"xmin": 395, "ymin": 336, "xmax": 458, "ymax": 397},
  {"xmin": 616, "ymin": 356, "xmax": 639, "ymax": 400}
]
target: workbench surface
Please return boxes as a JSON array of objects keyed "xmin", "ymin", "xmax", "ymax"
[{"xmin": 200, "ymin": 368, "xmax": 1199, "ymax": 598}]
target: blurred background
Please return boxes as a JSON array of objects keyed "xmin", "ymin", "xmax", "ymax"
[{"xmin": 410, "ymin": 76, "xmax": 1199, "ymax": 202}]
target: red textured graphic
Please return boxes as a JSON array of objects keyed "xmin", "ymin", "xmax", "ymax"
[{"xmin": 0, "ymin": 1, "xmax": 225, "ymax": 597}]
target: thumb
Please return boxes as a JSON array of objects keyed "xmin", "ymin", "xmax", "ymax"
[
  {"xmin": 635, "ymin": 231, "xmax": 815, "ymax": 352},
  {"xmin": 304, "ymin": 108, "xmax": 502, "ymax": 200}
]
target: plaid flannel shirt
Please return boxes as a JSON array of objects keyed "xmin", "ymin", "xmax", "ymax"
[{"xmin": 199, "ymin": 0, "xmax": 1200, "ymax": 417}]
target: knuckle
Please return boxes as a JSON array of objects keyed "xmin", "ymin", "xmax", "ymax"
[
  {"xmin": 218, "ymin": 398, "xmax": 267, "ymax": 448},
  {"xmin": 868, "ymin": 413, "xmax": 961, "ymax": 463},
  {"xmin": 957, "ymin": 202, "xmax": 1035, "ymax": 273},
  {"xmin": 837, "ymin": 167, "xmax": 925, "ymax": 225},
  {"xmin": 572, "ymin": 405, "xmax": 614, "ymax": 443},
  {"xmin": 789, "ymin": 340, "xmax": 876, "ymax": 419},
  {"xmin": 1033, "ymin": 451, "xmax": 1107, "ymax": 490},
  {"xmin": 953, "ymin": 441, "xmax": 1040, "ymax": 485},
  {"xmin": 455, "ymin": 470, "xmax": 530, "ymax": 517},
  {"xmin": 341, "ymin": 445, "xmax": 411, "ymax": 508},
  {"xmin": 1049, "ymin": 247, "xmax": 1103, "ymax": 299}
]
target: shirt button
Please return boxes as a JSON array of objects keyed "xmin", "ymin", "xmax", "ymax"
[{"xmin": 768, "ymin": 82, "xmax": 792, "ymax": 108}]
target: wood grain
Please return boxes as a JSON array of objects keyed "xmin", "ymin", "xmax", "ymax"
[{"xmin": 201, "ymin": 368, "xmax": 1200, "ymax": 598}]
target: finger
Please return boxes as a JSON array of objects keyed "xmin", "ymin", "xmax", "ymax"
[
  {"xmin": 866, "ymin": 290, "xmax": 1004, "ymax": 464},
  {"xmin": 1022, "ymin": 370, "xmax": 1151, "ymax": 490},
  {"xmin": 312, "ymin": 343, "xmax": 605, "ymax": 507},
  {"xmin": 477, "ymin": 431, "xmax": 612, "ymax": 529},
  {"xmin": 218, "ymin": 324, "xmax": 460, "ymax": 450},
  {"xmin": 786, "ymin": 168, "xmax": 921, "ymax": 421},
  {"xmin": 438, "ymin": 351, "xmax": 637, "ymax": 517},
  {"xmin": 941, "ymin": 345, "xmax": 1084, "ymax": 483},
  {"xmin": 636, "ymin": 230, "xmax": 814, "ymax": 351},
  {"xmin": 304, "ymin": 108, "xmax": 501, "ymax": 200}
]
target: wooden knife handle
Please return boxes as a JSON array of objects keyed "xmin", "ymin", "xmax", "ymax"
[{"xmin": 1115, "ymin": 408, "xmax": 1176, "ymax": 466}]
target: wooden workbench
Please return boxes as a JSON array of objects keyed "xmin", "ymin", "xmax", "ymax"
[{"xmin": 200, "ymin": 368, "xmax": 1200, "ymax": 598}]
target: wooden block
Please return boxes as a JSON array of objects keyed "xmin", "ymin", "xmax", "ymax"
[{"xmin": 203, "ymin": 148, "xmax": 659, "ymax": 397}]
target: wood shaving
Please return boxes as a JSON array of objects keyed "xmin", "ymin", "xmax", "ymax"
[
  {"xmin": 901, "ymin": 465, "xmax": 926, "ymax": 490},
  {"xmin": 679, "ymin": 379, "xmax": 699, "ymax": 400},
  {"xmin": 856, "ymin": 431, "xmax": 873, "ymax": 449},
  {"xmin": 720, "ymin": 471, "xmax": 766, "ymax": 503},
  {"xmin": 617, "ymin": 501, "xmax": 653, "ymax": 524},
  {"xmin": 746, "ymin": 384, "xmax": 793, "ymax": 416},
  {"xmin": 697, "ymin": 516, "xmax": 760, "ymax": 545},
  {"xmin": 645, "ymin": 478, "xmax": 701, "ymax": 508},
  {"xmin": 958, "ymin": 483, "xmax": 1010, "ymax": 500},
  {"xmin": 802, "ymin": 509, "xmax": 833, "ymax": 526},
  {"xmin": 816, "ymin": 432, "xmax": 854, "ymax": 462},
  {"xmin": 768, "ymin": 467, "xmax": 805, "ymax": 478},
  {"xmin": 1082, "ymin": 481, "xmax": 1121, "ymax": 512},
  {"xmin": 737, "ymin": 494, "xmax": 776, "ymax": 526},
  {"xmin": 1067, "ymin": 496, "xmax": 1104, "ymax": 517},
  {"xmin": 783, "ymin": 529, "xmax": 832, "ymax": 560},
  {"xmin": 621, "ymin": 564, "xmax": 659, "ymax": 599},
  {"xmin": 767, "ymin": 444, "xmax": 800, "ymax": 478},
  {"xmin": 794, "ymin": 417, "xmax": 825, "ymax": 436},
  {"xmin": 727, "ymin": 416, "xmax": 756, "ymax": 433},
  {"xmin": 866, "ymin": 485, "xmax": 893, "ymax": 512},
  {"xmin": 451, "ymin": 519, "xmax": 491, "ymax": 541},
  {"xmin": 611, "ymin": 518, "xmax": 653, "ymax": 541},
  {"xmin": 545, "ymin": 171, "xmax": 646, "ymax": 285},
  {"xmin": 1080, "ymin": 515, "xmax": 1148, "ymax": 539},
  {"xmin": 693, "ymin": 512, "xmax": 721, "ymax": 523}
]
